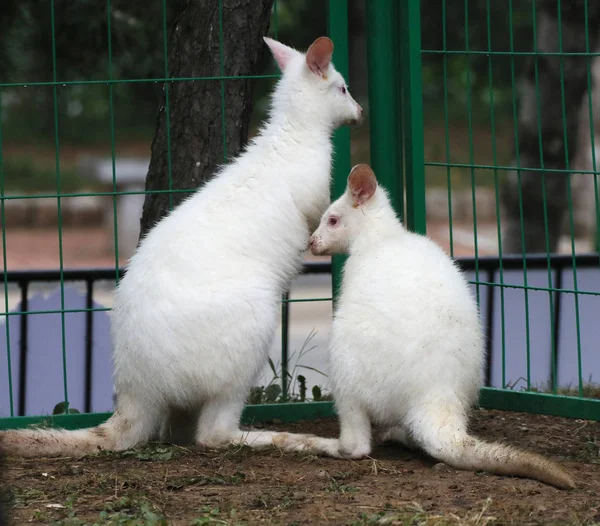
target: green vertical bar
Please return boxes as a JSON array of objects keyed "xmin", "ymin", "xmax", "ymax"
[
  {"xmin": 486, "ymin": 0, "xmax": 506, "ymax": 388},
  {"xmin": 399, "ymin": 0, "xmax": 426, "ymax": 234},
  {"xmin": 0, "ymin": 90, "xmax": 15, "ymax": 417},
  {"xmin": 394, "ymin": 2, "xmax": 406, "ymax": 223},
  {"xmin": 365, "ymin": 0, "xmax": 403, "ymax": 215},
  {"xmin": 281, "ymin": 292, "xmax": 289, "ymax": 398},
  {"xmin": 50, "ymin": 0, "xmax": 69, "ymax": 413},
  {"xmin": 508, "ymin": 0, "xmax": 531, "ymax": 390},
  {"xmin": 442, "ymin": 0, "xmax": 454, "ymax": 257},
  {"xmin": 273, "ymin": 1, "xmax": 279, "ymax": 40},
  {"xmin": 583, "ymin": 0, "xmax": 600, "ymax": 255},
  {"xmin": 218, "ymin": 0, "xmax": 228, "ymax": 163},
  {"xmin": 162, "ymin": 0, "xmax": 174, "ymax": 210},
  {"xmin": 106, "ymin": 0, "xmax": 120, "ymax": 287},
  {"xmin": 328, "ymin": 0, "xmax": 351, "ymax": 300},
  {"xmin": 463, "ymin": 0, "xmax": 480, "ymax": 306},
  {"xmin": 274, "ymin": 0, "xmax": 285, "ymax": 398},
  {"xmin": 556, "ymin": 0, "xmax": 583, "ymax": 396},
  {"xmin": 532, "ymin": 1, "xmax": 554, "ymax": 392}
]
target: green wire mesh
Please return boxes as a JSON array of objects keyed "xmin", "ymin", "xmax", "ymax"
[
  {"xmin": 2, "ymin": 0, "xmax": 600, "ymax": 426},
  {"xmin": 422, "ymin": 0, "xmax": 600, "ymax": 411},
  {"xmin": 0, "ymin": 0, "xmax": 350, "ymax": 421}
]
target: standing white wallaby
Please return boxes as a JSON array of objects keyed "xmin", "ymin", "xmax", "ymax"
[
  {"xmin": 276, "ymin": 164, "xmax": 575, "ymax": 490},
  {"xmin": 0, "ymin": 36, "xmax": 362, "ymax": 458}
]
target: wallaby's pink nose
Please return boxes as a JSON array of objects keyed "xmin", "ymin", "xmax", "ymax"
[{"xmin": 309, "ymin": 236, "xmax": 316, "ymax": 247}]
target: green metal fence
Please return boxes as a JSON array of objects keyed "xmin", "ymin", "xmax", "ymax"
[
  {"xmin": 1, "ymin": 0, "xmax": 600, "ymax": 432},
  {"xmin": 419, "ymin": 0, "xmax": 600, "ymax": 420},
  {"xmin": 0, "ymin": 0, "xmax": 350, "ymax": 430}
]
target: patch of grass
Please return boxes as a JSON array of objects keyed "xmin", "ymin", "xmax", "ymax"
[
  {"xmin": 247, "ymin": 493, "xmax": 271, "ymax": 510},
  {"xmin": 556, "ymin": 382, "xmax": 600, "ymax": 399},
  {"xmin": 29, "ymin": 495, "xmax": 166, "ymax": 525},
  {"xmin": 350, "ymin": 499, "xmax": 497, "ymax": 526},
  {"xmin": 7, "ymin": 487, "xmax": 46, "ymax": 508},
  {"xmin": 97, "ymin": 496, "xmax": 166, "ymax": 525},
  {"xmin": 247, "ymin": 330, "xmax": 332, "ymax": 405},
  {"xmin": 167, "ymin": 470, "xmax": 245, "ymax": 491},
  {"xmin": 192, "ymin": 506, "xmax": 244, "ymax": 525},
  {"xmin": 326, "ymin": 472, "xmax": 359, "ymax": 495},
  {"xmin": 507, "ymin": 376, "xmax": 600, "ymax": 399},
  {"xmin": 95, "ymin": 443, "xmax": 188, "ymax": 461}
]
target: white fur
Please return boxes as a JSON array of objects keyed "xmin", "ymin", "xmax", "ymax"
[
  {"xmin": 0, "ymin": 37, "xmax": 362, "ymax": 457},
  {"xmin": 278, "ymin": 167, "xmax": 574, "ymax": 489}
]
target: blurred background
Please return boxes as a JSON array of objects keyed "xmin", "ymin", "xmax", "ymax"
[
  {"xmin": 1, "ymin": 0, "xmax": 595, "ymax": 272},
  {"xmin": 1, "ymin": 0, "xmax": 599, "ymax": 415}
]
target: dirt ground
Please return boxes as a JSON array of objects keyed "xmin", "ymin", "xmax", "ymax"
[{"xmin": 3, "ymin": 409, "xmax": 600, "ymax": 526}]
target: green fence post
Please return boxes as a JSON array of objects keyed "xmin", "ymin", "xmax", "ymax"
[
  {"xmin": 365, "ymin": 0, "xmax": 403, "ymax": 217},
  {"xmin": 50, "ymin": 0, "xmax": 70, "ymax": 413},
  {"xmin": 399, "ymin": 0, "xmax": 426, "ymax": 235},
  {"xmin": 328, "ymin": 0, "xmax": 351, "ymax": 300}
]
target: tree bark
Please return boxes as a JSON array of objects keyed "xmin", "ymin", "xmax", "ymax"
[
  {"xmin": 140, "ymin": 0, "xmax": 274, "ymax": 238},
  {"xmin": 501, "ymin": 0, "xmax": 600, "ymax": 254}
]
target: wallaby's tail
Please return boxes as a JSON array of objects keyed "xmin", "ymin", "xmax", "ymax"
[
  {"xmin": 0, "ymin": 408, "xmax": 153, "ymax": 458},
  {"xmin": 409, "ymin": 409, "xmax": 575, "ymax": 490}
]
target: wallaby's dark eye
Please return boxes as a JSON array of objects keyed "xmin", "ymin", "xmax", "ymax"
[
  {"xmin": 328, "ymin": 216, "xmax": 339, "ymax": 227},
  {"xmin": 340, "ymin": 86, "xmax": 347, "ymax": 94}
]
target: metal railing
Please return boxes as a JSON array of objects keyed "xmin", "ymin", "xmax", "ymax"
[{"xmin": 2, "ymin": 253, "xmax": 600, "ymax": 419}]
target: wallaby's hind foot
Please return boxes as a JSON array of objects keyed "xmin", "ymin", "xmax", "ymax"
[
  {"xmin": 272, "ymin": 433, "xmax": 344, "ymax": 458},
  {"xmin": 337, "ymin": 402, "xmax": 372, "ymax": 459}
]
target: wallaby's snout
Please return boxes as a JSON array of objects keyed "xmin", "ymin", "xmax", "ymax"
[
  {"xmin": 352, "ymin": 103, "xmax": 364, "ymax": 125},
  {"xmin": 345, "ymin": 102, "xmax": 364, "ymax": 126},
  {"xmin": 309, "ymin": 232, "xmax": 324, "ymax": 256}
]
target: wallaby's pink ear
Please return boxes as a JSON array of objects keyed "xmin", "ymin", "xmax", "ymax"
[
  {"xmin": 305, "ymin": 37, "xmax": 334, "ymax": 78},
  {"xmin": 348, "ymin": 164, "xmax": 377, "ymax": 207},
  {"xmin": 264, "ymin": 37, "xmax": 297, "ymax": 72}
]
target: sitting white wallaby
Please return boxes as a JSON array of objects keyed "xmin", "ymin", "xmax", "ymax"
[
  {"xmin": 0, "ymin": 36, "xmax": 362, "ymax": 458},
  {"xmin": 277, "ymin": 164, "xmax": 574, "ymax": 490}
]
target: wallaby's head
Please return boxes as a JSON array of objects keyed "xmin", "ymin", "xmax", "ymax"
[
  {"xmin": 310, "ymin": 164, "xmax": 387, "ymax": 255},
  {"xmin": 264, "ymin": 36, "xmax": 363, "ymax": 129}
]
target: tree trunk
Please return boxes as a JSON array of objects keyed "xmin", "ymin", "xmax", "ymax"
[
  {"xmin": 501, "ymin": 0, "xmax": 600, "ymax": 254},
  {"xmin": 139, "ymin": 0, "xmax": 274, "ymax": 238}
]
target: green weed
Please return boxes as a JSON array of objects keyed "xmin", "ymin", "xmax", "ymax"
[{"xmin": 247, "ymin": 330, "xmax": 332, "ymax": 405}]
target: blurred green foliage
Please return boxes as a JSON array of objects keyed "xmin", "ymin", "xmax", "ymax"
[
  {"xmin": 0, "ymin": 0, "xmax": 536, "ymax": 190},
  {"xmin": 0, "ymin": 1, "xmax": 534, "ymax": 143},
  {"xmin": 1, "ymin": 0, "xmax": 187, "ymax": 145},
  {"xmin": 3, "ymin": 157, "xmax": 83, "ymax": 192},
  {"xmin": 421, "ymin": 0, "xmax": 533, "ymax": 123}
]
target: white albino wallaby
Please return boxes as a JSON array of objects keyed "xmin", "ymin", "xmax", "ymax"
[
  {"xmin": 0, "ymin": 36, "xmax": 362, "ymax": 458},
  {"xmin": 277, "ymin": 164, "xmax": 575, "ymax": 490}
]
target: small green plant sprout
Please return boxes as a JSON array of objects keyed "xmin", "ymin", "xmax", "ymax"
[
  {"xmin": 298, "ymin": 375, "xmax": 307, "ymax": 402},
  {"xmin": 247, "ymin": 329, "xmax": 331, "ymax": 404},
  {"xmin": 52, "ymin": 402, "xmax": 81, "ymax": 415}
]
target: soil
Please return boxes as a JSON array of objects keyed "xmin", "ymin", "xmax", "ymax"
[{"xmin": 3, "ymin": 409, "xmax": 600, "ymax": 525}]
